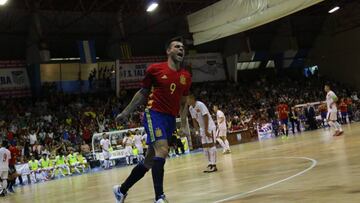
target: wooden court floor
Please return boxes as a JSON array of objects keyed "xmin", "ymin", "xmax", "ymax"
[{"xmin": 3, "ymin": 123, "xmax": 360, "ymax": 203}]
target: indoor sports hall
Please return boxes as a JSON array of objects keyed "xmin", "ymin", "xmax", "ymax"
[{"xmin": 0, "ymin": 0, "xmax": 359, "ymax": 203}]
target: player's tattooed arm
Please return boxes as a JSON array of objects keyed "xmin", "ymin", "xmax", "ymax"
[
  {"xmin": 179, "ymin": 96, "xmax": 188, "ymax": 132},
  {"xmin": 116, "ymin": 88, "xmax": 150, "ymax": 121}
]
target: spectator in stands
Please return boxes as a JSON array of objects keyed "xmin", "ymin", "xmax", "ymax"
[
  {"xmin": 351, "ymin": 92, "xmax": 359, "ymax": 101},
  {"xmin": 29, "ymin": 129, "xmax": 39, "ymax": 146},
  {"xmin": 6, "ymin": 128, "xmax": 14, "ymax": 145},
  {"xmin": 82, "ymin": 126, "xmax": 91, "ymax": 144},
  {"xmin": 81, "ymin": 140, "xmax": 91, "ymax": 155}
]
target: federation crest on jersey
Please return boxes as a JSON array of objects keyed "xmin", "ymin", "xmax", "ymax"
[
  {"xmin": 180, "ymin": 75, "xmax": 186, "ymax": 85},
  {"xmin": 155, "ymin": 128, "xmax": 162, "ymax": 137}
]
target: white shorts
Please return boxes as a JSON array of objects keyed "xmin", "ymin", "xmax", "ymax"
[
  {"xmin": 103, "ymin": 151, "xmax": 111, "ymax": 160},
  {"xmin": 135, "ymin": 144, "xmax": 144, "ymax": 154},
  {"xmin": 216, "ymin": 128, "xmax": 227, "ymax": 137},
  {"xmin": 327, "ymin": 106, "xmax": 338, "ymax": 121},
  {"xmin": 0, "ymin": 171, "xmax": 8, "ymax": 180},
  {"xmin": 124, "ymin": 146, "xmax": 133, "ymax": 156},
  {"xmin": 200, "ymin": 129, "xmax": 216, "ymax": 144}
]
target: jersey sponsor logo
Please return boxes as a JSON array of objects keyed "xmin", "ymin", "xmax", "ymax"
[
  {"xmin": 161, "ymin": 75, "xmax": 168, "ymax": 79},
  {"xmin": 155, "ymin": 128, "xmax": 162, "ymax": 137},
  {"xmin": 180, "ymin": 75, "xmax": 186, "ymax": 85}
]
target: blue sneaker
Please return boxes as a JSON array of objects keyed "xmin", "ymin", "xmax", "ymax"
[
  {"xmin": 8, "ymin": 187, "xmax": 15, "ymax": 193},
  {"xmin": 113, "ymin": 185, "xmax": 127, "ymax": 203}
]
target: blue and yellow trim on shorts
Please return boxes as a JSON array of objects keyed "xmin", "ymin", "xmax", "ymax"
[{"xmin": 145, "ymin": 108, "xmax": 155, "ymax": 142}]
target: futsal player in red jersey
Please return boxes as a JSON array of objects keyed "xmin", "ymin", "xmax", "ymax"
[
  {"xmin": 113, "ymin": 38, "xmax": 192, "ymax": 203},
  {"xmin": 277, "ymin": 101, "xmax": 289, "ymax": 137}
]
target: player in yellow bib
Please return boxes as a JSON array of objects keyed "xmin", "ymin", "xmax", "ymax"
[
  {"xmin": 28, "ymin": 156, "xmax": 41, "ymax": 183},
  {"xmin": 67, "ymin": 151, "xmax": 83, "ymax": 174},
  {"xmin": 53, "ymin": 153, "xmax": 71, "ymax": 177},
  {"xmin": 39, "ymin": 154, "xmax": 54, "ymax": 180},
  {"xmin": 76, "ymin": 153, "xmax": 88, "ymax": 172}
]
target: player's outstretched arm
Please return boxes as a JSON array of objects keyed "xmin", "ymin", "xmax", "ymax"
[
  {"xmin": 116, "ymin": 88, "xmax": 150, "ymax": 121},
  {"xmin": 179, "ymin": 96, "xmax": 188, "ymax": 132}
]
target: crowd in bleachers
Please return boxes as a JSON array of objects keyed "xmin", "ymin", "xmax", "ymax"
[{"xmin": 0, "ymin": 91, "xmax": 143, "ymax": 158}]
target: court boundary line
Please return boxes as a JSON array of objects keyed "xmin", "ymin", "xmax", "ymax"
[{"xmin": 213, "ymin": 156, "xmax": 317, "ymax": 203}]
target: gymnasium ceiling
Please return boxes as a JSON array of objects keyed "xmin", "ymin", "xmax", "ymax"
[{"xmin": 0, "ymin": 0, "xmax": 359, "ymax": 60}]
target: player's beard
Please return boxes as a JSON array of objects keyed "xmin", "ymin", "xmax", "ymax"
[{"xmin": 171, "ymin": 54, "xmax": 183, "ymax": 64}]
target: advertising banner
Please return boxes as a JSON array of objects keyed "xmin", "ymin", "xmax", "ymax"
[
  {"xmin": 0, "ymin": 61, "xmax": 31, "ymax": 97},
  {"xmin": 116, "ymin": 53, "xmax": 225, "ymax": 90}
]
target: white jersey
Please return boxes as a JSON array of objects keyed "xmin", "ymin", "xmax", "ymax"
[
  {"xmin": 189, "ymin": 101, "xmax": 216, "ymax": 134},
  {"xmin": 123, "ymin": 136, "xmax": 133, "ymax": 146},
  {"xmin": 326, "ymin": 90, "xmax": 337, "ymax": 110},
  {"xmin": 216, "ymin": 110, "xmax": 227, "ymax": 130},
  {"xmin": 29, "ymin": 133, "xmax": 37, "ymax": 145},
  {"xmin": 100, "ymin": 138, "xmax": 110, "ymax": 152},
  {"xmin": 133, "ymin": 134, "xmax": 143, "ymax": 146},
  {"xmin": 0, "ymin": 147, "xmax": 11, "ymax": 171}
]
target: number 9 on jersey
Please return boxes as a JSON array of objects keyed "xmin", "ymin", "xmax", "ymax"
[{"xmin": 170, "ymin": 83, "xmax": 176, "ymax": 94}]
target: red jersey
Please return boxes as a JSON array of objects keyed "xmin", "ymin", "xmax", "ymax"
[
  {"xmin": 7, "ymin": 131, "xmax": 14, "ymax": 141},
  {"xmin": 82, "ymin": 129, "xmax": 91, "ymax": 141},
  {"xmin": 277, "ymin": 103, "xmax": 289, "ymax": 120},
  {"xmin": 339, "ymin": 102, "xmax": 347, "ymax": 112},
  {"xmin": 346, "ymin": 98, "xmax": 353, "ymax": 105},
  {"xmin": 142, "ymin": 62, "xmax": 192, "ymax": 117},
  {"xmin": 319, "ymin": 104, "xmax": 327, "ymax": 113}
]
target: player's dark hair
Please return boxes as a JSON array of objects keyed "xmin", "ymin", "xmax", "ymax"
[{"xmin": 165, "ymin": 36, "xmax": 183, "ymax": 50}]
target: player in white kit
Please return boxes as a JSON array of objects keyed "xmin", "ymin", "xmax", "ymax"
[
  {"xmin": 133, "ymin": 130, "xmax": 145, "ymax": 163},
  {"xmin": 188, "ymin": 94, "xmax": 218, "ymax": 173},
  {"xmin": 324, "ymin": 84, "xmax": 344, "ymax": 136},
  {"xmin": 213, "ymin": 105, "xmax": 231, "ymax": 154},
  {"xmin": 123, "ymin": 132, "xmax": 134, "ymax": 165},
  {"xmin": 0, "ymin": 141, "xmax": 11, "ymax": 196},
  {"xmin": 100, "ymin": 133, "xmax": 111, "ymax": 169}
]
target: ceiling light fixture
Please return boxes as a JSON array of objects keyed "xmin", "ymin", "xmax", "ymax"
[
  {"xmin": 146, "ymin": 2, "xmax": 159, "ymax": 12},
  {"xmin": 0, "ymin": 0, "xmax": 8, "ymax": 6},
  {"xmin": 328, "ymin": 6, "xmax": 340, "ymax": 13}
]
